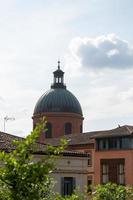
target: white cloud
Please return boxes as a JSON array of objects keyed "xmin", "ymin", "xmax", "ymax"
[
  {"xmin": 82, "ymin": 82, "xmax": 133, "ymax": 132},
  {"xmin": 0, "ymin": 0, "xmax": 133, "ymax": 136},
  {"xmin": 67, "ymin": 34, "xmax": 133, "ymax": 70}
]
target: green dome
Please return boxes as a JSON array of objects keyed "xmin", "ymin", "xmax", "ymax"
[
  {"xmin": 34, "ymin": 62, "xmax": 83, "ymax": 116},
  {"xmin": 34, "ymin": 88, "xmax": 83, "ymax": 115}
]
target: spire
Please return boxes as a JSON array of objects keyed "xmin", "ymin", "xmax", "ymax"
[
  {"xmin": 58, "ymin": 60, "xmax": 60, "ymax": 70},
  {"xmin": 51, "ymin": 61, "xmax": 66, "ymax": 89}
]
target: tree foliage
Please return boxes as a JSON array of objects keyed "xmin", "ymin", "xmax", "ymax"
[
  {"xmin": 0, "ymin": 120, "xmax": 67, "ymax": 200},
  {"xmin": 92, "ymin": 183, "xmax": 133, "ymax": 200},
  {"xmin": 0, "ymin": 121, "xmax": 133, "ymax": 200}
]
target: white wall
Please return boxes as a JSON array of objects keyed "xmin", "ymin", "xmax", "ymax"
[{"xmin": 52, "ymin": 156, "xmax": 89, "ymax": 194}]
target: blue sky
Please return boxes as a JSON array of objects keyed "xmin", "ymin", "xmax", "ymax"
[{"xmin": 0, "ymin": 0, "xmax": 133, "ymax": 136}]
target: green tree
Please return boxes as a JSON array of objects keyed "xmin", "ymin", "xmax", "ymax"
[
  {"xmin": 92, "ymin": 183, "xmax": 133, "ymax": 200},
  {"xmin": 0, "ymin": 120, "xmax": 67, "ymax": 200}
]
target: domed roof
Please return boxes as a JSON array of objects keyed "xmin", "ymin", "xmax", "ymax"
[
  {"xmin": 34, "ymin": 88, "xmax": 83, "ymax": 115},
  {"xmin": 33, "ymin": 61, "xmax": 83, "ymax": 116}
]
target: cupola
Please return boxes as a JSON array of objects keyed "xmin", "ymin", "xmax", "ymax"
[{"xmin": 32, "ymin": 61, "xmax": 84, "ymax": 141}]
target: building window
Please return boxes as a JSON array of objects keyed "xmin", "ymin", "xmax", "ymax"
[
  {"xmin": 97, "ymin": 137, "xmax": 133, "ymax": 151},
  {"xmin": 87, "ymin": 177, "xmax": 92, "ymax": 193},
  {"xmin": 103, "ymin": 140, "xmax": 107, "ymax": 149},
  {"xmin": 88, "ymin": 154, "xmax": 92, "ymax": 166},
  {"xmin": 98, "ymin": 139, "xmax": 108, "ymax": 150},
  {"xmin": 65, "ymin": 123, "xmax": 72, "ymax": 135},
  {"xmin": 121, "ymin": 138, "xmax": 131, "ymax": 149},
  {"xmin": 61, "ymin": 177, "xmax": 76, "ymax": 196},
  {"xmin": 118, "ymin": 163, "xmax": 125, "ymax": 185},
  {"xmin": 108, "ymin": 138, "xmax": 117, "ymax": 149},
  {"xmin": 84, "ymin": 151, "xmax": 92, "ymax": 166},
  {"xmin": 80, "ymin": 124, "xmax": 82, "ymax": 133},
  {"xmin": 101, "ymin": 159, "xmax": 125, "ymax": 185},
  {"xmin": 131, "ymin": 138, "xmax": 133, "ymax": 148},
  {"xmin": 102, "ymin": 164, "xmax": 109, "ymax": 184},
  {"xmin": 45, "ymin": 122, "xmax": 52, "ymax": 138}
]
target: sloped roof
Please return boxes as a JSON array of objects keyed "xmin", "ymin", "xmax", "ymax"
[
  {"xmin": 0, "ymin": 125, "xmax": 133, "ymax": 151},
  {"xmin": 90, "ymin": 125, "xmax": 133, "ymax": 139},
  {"xmin": 45, "ymin": 125, "xmax": 133, "ymax": 146},
  {"xmin": 0, "ymin": 131, "xmax": 23, "ymax": 150},
  {"xmin": 0, "ymin": 131, "xmax": 46, "ymax": 152},
  {"xmin": 0, "ymin": 131, "xmax": 88, "ymax": 157},
  {"xmin": 44, "ymin": 132, "xmax": 95, "ymax": 146}
]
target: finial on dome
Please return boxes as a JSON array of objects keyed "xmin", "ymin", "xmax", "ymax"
[
  {"xmin": 58, "ymin": 60, "xmax": 60, "ymax": 70},
  {"xmin": 51, "ymin": 60, "xmax": 66, "ymax": 89}
]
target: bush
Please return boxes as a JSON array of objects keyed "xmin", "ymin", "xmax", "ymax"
[{"xmin": 92, "ymin": 183, "xmax": 133, "ymax": 200}]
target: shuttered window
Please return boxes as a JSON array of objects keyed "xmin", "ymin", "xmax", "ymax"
[
  {"xmin": 118, "ymin": 163, "xmax": 125, "ymax": 185},
  {"xmin": 102, "ymin": 164, "xmax": 109, "ymax": 184},
  {"xmin": 61, "ymin": 177, "xmax": 76, "ymax": 196}
]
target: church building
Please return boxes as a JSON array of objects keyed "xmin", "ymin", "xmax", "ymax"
[
  {"xmin": 32, "ymin": 61, "xmax": 133, "ymax": 191},
  {"xmin": 0, "ymin": 61, "xmax": 133, "ymax": 195},
  {"xmin": 32, "ymin": 61, "xmax": 83, "ymax": 140}
]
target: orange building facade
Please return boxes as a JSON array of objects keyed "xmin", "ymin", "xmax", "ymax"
[
  {"xmin": 94, "ymin": 149, "xmax": 133, "ymax": 185},
  {"xmin": 93, "ymin": 127, "xmax": 133, "ymax": 186}
]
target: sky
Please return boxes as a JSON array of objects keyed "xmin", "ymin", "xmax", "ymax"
[{"xmin": 0, "ymin": 0, "xmax": 133, "ymax": 137}]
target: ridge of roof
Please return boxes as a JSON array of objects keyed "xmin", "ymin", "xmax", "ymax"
[
  {"xmin": 124, "ymin": 125, "xmax": 133, "ymax": 134},
  {"xmin": 45, "ymin": 125, "xmax": 133, "ymax": 145},
  {"xmin": 90, "ymin": 125, "xmax": 133, "ymax": 139},
  {"xmin": 0, "ymin": 131, "xmax": 23, "ymax": 139},
  {"xmin": 1, "ymin": 124, "xmax": 133, "ymax": 150}
]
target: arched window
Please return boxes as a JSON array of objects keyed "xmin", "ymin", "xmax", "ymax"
[
  {"xmin": 80, "ymin": 124, "xmax": 83, "ymax": 133},
  {"xmin": 45, "ymin": 122, "xmax": 52, "ymax": 138},
  {"xmin": 65, "ymin": 123, "xmax": 72, "ymax": 135}
]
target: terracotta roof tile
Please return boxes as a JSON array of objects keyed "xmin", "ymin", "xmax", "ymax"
[
  {"xmin": 90, "ymin": 125, "xmax": 133, "ymax": 138},
  {"xmin": 45, "ymin": 125, "xmax": 133, "ymax": 146},
  {"xmin": 1, "ymin": 124, "xmax": 133, "ymax": 151},
  {"xmin": 45, "ymin": 132, "xmax": 95, "ymax": 146},
  {"xmin": 0, "ymin": 131, "xmax": 88, "ymax": 157},
  {"xmin": 0, "ymin": 131, "xmax": 23, "ymax": 150}
]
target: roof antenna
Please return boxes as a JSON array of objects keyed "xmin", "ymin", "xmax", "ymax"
[{"xmin": 57, "ymin": 59, "xmax": 60, "ymax": 70}]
